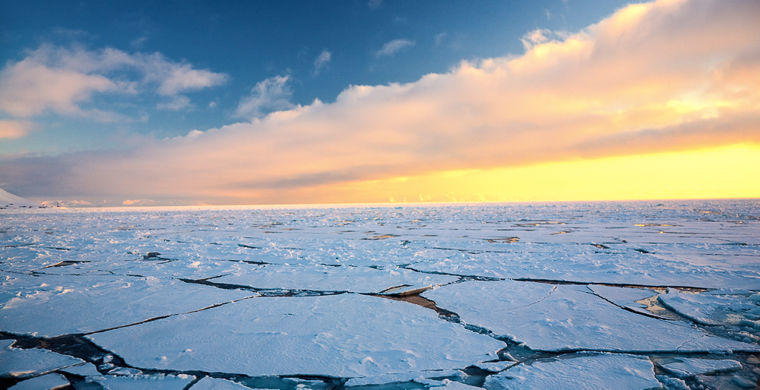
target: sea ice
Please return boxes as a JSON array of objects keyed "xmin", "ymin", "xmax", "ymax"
[
  {"xmin": 190, "ymin": 376, "xmax": 250, "ymax": 390},
  {"xmin": 8, "ymin": 373, "xmax": 69, "ymax": 390},
  {"xmin": 657, "ymin": 357, "xmax": 742, "ymax": 378},
  {"xmin": 658, "ymin": 288, "xmax": 760, "ymax": 327},
  {"xmin": 0, "ymin": 274, "xmax": 251, "ymax": 337},
  {"xmin": 87, "ymin": 294, "xmax": 503, "ymax": 377},
  {"xmin": 209, "ymin": 262, "xmax": 456, "ymax": 294},
  {"xmin": 423, "ymin": 280, "xmax": 760, "ymax": 352},
  {"xmin": 587, "ymin": 284, "xmax": 659, "ymax": 316},
  {"xmin": 0, "ymin": 340, "xmax": 83, "ymax": 378},
  {"xmin": 483, "ymin": 353, "xmax": 659, "ymax": 389},
  {"xmin": 92, "ymin": 374, "xmax": 194, "ymax": 389}
]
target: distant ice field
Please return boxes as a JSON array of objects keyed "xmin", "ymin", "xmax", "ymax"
[{"xmin": 1, "ymin": 200, "xmax": 759, "ymax": 389}]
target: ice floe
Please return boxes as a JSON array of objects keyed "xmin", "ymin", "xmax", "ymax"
[
  {"xmin": 483, "ymin": 353, "xmax": 659, "ymax": 390},
  {"xmin": 87, "ymin": 294, "xmax": 503, "ymax": 377},
  {"xmin": 0, "ymin": 339, "xmax": 83, "ymax": 378}
]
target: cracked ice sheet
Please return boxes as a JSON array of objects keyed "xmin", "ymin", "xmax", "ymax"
[
  {"xmin": 423, "ymin": 281, "xmax": 760, "ymax": 353},
  {"xmin": 483, "ymin": 353, "xmax": 659, "ymax": 390},
  {"xmin": 87, "ymin": 294, "xmax": 503, "ymax": 377},
  {"xmin": 210, "ymin": 263, "xmax": 457, "ymax": 294},
  {"xmin": 409, "ymin": 244, "xmax": 760, "ymax": 289},
  {"xmin": 0, "ymin": 339, "xmax": 83, "ymax": 378},
  {"xmin": 0, "ymin": 273, "xmax": 250, "ymax": 337},
  {"xmin": 658, "ymin": 288, "xmax": 760, "ymax": 327},
  {"xmin": 587, "ymin": 285, "xmax": 657, "ymax": 316}
]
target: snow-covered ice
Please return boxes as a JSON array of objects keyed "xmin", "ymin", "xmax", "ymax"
[
  {"xmin": 0, "ymin": 340, "xmax": 83, "ymax": 378},
  {"xmin": 1, "ymin": 199, "xmax": 759, "ymax": 388},
  {"xmin": 423, "ymin": 280, "xmax": 759, "ymax": 352},
  {"xmin": 87, "ymin": 294, "xmax": 502, "ymax": 377},
  {"xmin": 190, "ymin": 376, "xmax": 250, "ymax": 390},
  {"xmin": 8, "ymin": 373, "xmax": 69, "ymax": 389},
  {"xmin": 483, "ymin": 353, "xmax": 659, "ymax": 389},
  {"xmin": 92, "ymin": 373, "xmax": 194, "ymax": 389},
  {"xmin": 657, "ymin": 357, "xmax": 742, "ymax": 378}
]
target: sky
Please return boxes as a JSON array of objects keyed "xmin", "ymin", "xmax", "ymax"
[{"xmin": 0, "ymin": 0, "xmax": 758, "ymax": 206}]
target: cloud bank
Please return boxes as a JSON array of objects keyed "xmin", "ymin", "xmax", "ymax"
[{"xmin": 1, "ymin": 0, "xmax": 759, "ymax": 203}]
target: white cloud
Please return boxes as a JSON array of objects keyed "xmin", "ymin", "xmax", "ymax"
[
  {"xmin": 1, "ymin": 0, "xmax": 759, "ymax": 203},
  {"xmin": 0, "ymin": 58, "xmax": 117, "ymax": 117},
  {"xmin": 367, "ymin": 0, "xmax": 382, "ymax": 10},
  {"xmin": 375, "ymin": 39, "xmax": 415, "ymax": 57},
  {"xmin": 235, "ymin": 75, "xmax": 294, "ymax": 119},
  {"xmin": 0, "ymin": 45, "xmax": 227, "ymax": 119},
  {"xmin": 0, "ymin": 120, "xmax": 33, "ymax": 139},
  {"xmin": 313, "ymin": 50, "xmax": 332, "ymax": 75}
]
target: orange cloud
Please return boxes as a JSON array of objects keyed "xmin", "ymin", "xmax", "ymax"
[{"xmin": 2, "ymin": 0, "xmax": 759, "ymax": 203}]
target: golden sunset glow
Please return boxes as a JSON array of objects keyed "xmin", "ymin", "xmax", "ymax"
[{"xmin": 312, "ymin": 144, "xmax": 760, "ymax": 204}]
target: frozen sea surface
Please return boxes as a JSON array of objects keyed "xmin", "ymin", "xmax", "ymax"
[{"xmin": 1, "ymin": 199, "xmax": 759, "ymax": 389}]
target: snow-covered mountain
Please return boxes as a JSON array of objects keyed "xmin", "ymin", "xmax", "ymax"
[{"xmin": 0, "ymin": 187, "xmax": 39, "ymax": 208}]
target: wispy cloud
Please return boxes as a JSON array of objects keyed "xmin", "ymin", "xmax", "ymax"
[
  {"xmin": 313, "ymin": 50, "xmax": 332, "ymax": 75},
  {"xmin": 375, "ymin": 39, "xmax": 415, "ymax": 57},
  {"xmin": 235, "ymin": 75, "xmax": 294, "ymax": 119},
  {"xmin": 0, "ymin": 45, "xmax": 227, "ymax": 120},
  {"xmin": 2, "ymin": 0, "xmax": 759, "ymax": 203}
]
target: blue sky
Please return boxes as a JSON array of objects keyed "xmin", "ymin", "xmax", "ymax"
[{"xmin": 0, "ymin": 0, "xmax": 628, "ymax": 156}]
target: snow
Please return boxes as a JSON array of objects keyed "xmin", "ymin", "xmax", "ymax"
[
  {"xmin": 657, "ymin": 357, "xmax": 742, "ymax": 378},
  {"xmin": 658, "ymin": 288, "xmax": 760, "ymax": 327},
  {"xmin": 343, "ymin": 369, "xmax": 464, "ymax": 386},
  {"xmin": 0, "ymin": 273, "xmax": 252, "ymax": 337},
  {"xmin": 92, "ymin": 374, "xmax": 194, "ymax": 389},
  {"xmin": 0, "ymin": 187, "xmax": 37, "ymax": 208},
  {"xmin": 8, "ymin": 373, "xmax": 69, "ymax": 389},
  {"xmin": 1, "ymin": 199, "xmax": 759, "ymax": 387},
  {"xmin": 587, "ymin": 284, "xmax": 659, "ymax": 317},
  {"xmin": 59, "ymin": 362, "xmax": 101, "ymax": 377},
  {"xmin": 423, "ymin": 280, "xmax": 760, "ymax": 352},
  {"xmin": 190, "ymin": 377, "xmax": 250, "ymax": 390},
  {"xmin": 87, "ymin": 294, "xmax": 503, "ymax": 377},
  {"xmin": 0, "ymin": 340, "xmax": 83, "ymax": 378},
  {"xmin": 211, "ymin": 262, "xmax": 456, "ymax": 294},
  {"xmin": 483, "ymin": 353, "xmax": 659, "ymax": 390}
]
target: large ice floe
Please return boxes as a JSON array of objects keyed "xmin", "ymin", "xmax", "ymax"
[{"xmin": 1, "ymin": 199, "xmax": 759, "ymax": 388}]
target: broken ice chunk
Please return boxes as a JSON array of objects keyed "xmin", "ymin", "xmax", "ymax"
[
  {"xmin": 657, "ymin": 357, "xmax": 742, "ymax": 378},
  {"xmin": 658, "ymin": 288, "xmax": 760, "ymax": 327},
  {"xmin": 343, "ymin": 369, "xmax": 463, "ymax": 387},
  {"xmin": 93, "ymin": 373, "xmax": 194, "ymax": 389},
  {"xmin": 0, "ymin": 340, "xmax": 83, "ymax": 378},
  {"xmin": 8, "ymin": 373, "xmax": 69, "ymax": 390},
  {"xmin": 483, "ymin": 353, "xmax": 659, "ymax": 389},
  {"xmin": 190, "ymin": 376, "xmax": 250, "ymax": 389},
  {"xmin": 58, "ymin": 362, "xmax": 101, "ymax": 377}
]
